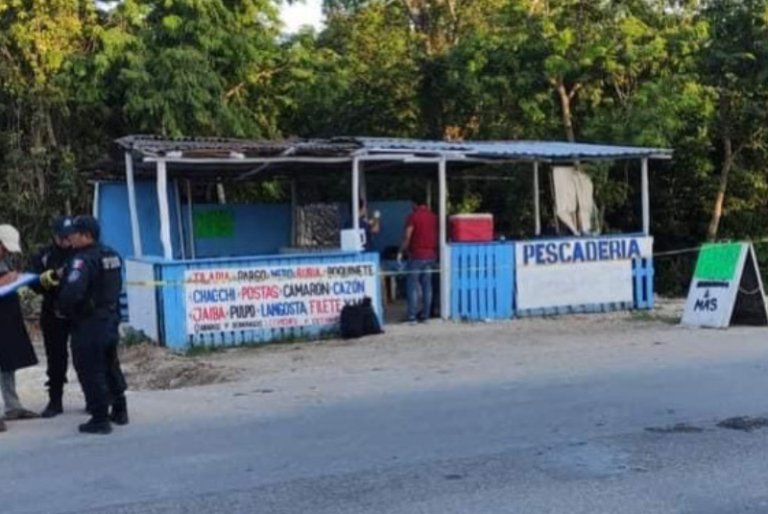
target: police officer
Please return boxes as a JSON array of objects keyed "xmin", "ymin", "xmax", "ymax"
[
  {"xmin": 29, "ymin": 216, "xmax": 74, "ymax": 418},
  {"xmin": 58, "ymin": 216, "xmax": 128, "ymax": 435}
]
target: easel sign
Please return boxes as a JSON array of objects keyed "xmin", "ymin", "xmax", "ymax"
[{"xmin": 681, "ymin": 243, "xmax": 768, "ymax": 328}]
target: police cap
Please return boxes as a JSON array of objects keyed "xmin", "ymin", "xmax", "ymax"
[
  {"xmin": 52, "ymin": 216, "xmax": 74, "ymax": 238},
  {"xmin": 71, "ymin": 215, "xmax": 101, "ymax": 241}
]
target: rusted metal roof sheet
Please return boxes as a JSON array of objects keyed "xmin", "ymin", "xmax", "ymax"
[{"xmin": 115, "ymin": 135, "xmax": 361, "ymax": 158}]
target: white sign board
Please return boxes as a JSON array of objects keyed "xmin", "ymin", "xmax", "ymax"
[
  {"xmin": 126, "ymin": 260, "xmax": 159, "ymax": 342},
  {"xmin": 682, "ymin": 243, "xmax": 768, "ymax": 328},
  {"xmin": 185, "ymin": 262, "xmax": 378, "ymax": 336},
  {"xmin": 516, "ymin": 237, "xmax": 653, "ymax": 311},
  {"xmin": 682, "ymin": 285, "xmax": 734, "ymax": 328}
]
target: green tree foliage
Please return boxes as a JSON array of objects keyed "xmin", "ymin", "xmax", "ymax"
[
  {"xmin": 97, "ymin": 0, "xmax": 285, "ymax": 137},
  {"xmin": 280, "ymin": 2, "xmax": 422, "ymax": 137},
  {"xmin": 0, "ymin": 0, "xmax": 100, "ymax": 242},
  {"xmin": 698, "ymin": 0, "xmax": 768, "ymax": 241}
]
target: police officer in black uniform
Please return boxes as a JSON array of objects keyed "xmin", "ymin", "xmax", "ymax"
[
  {"xmin": 29, "ymin": 216, "xmax": 74, "ymax": 418},
  {"xmin": 58, "ymin": 216, "xmax": 128, "ymax": 435}
]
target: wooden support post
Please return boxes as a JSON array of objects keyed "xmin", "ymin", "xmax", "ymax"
[
  {"xmin": 290, "ymin": 180, "xmax": 298, "ymax": 247},
  {"xmin": 92, "ymin": 182, "xmax": 100, "ymax": 219},
  {"xmin": 534, "ymin": 161, "xmax": 541, "ymax": 236},
  {"xmin": 641, "ymin": 158, "xmax": 650, "ymax": 235},
  {"xmin": 125, "ymin": 152, "xmax": 143, "ymax": 257},
  {"xmin": 439, "ymin": 157, "xmax": 451, "ymax": 320},
  {"xmin": 352, "ymin": 157, "xmax": 361, "ymax": 231},
  {"xmin": 156, "ymin": 159, "xmax": 173, "ymax": 260}
]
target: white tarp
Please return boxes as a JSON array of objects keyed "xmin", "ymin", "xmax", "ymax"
[{"xmin": 553, "ymin": 166, "xmax": 596, "ymax": 235}]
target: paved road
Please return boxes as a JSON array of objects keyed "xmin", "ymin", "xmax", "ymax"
[{"xmin": 4, "ymin": 327, "xmax": 768, "ymax": 513}]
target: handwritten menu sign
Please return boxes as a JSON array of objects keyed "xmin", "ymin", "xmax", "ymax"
[{"xmin": 185, "ymin": 263, "xmax": 378, "ymax": 334}]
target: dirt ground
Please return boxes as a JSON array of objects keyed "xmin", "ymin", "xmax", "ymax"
[
  {"xmin": 197, "ymin": 297, "xmax": 684, "ymax": 382},
  {"xmin": 119, "ymin": 345, "xmax": 236, "ymax": 390},
  {"xmin": 18, "ymin": 299, "xmax": 685, "ymax": 402},
  {"xmin": 116, "ymin": 298, "xmax": 685, "ymax": 394}
]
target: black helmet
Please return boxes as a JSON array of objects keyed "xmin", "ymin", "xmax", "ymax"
[{"xmin": 71, "ymin": 215, "xmax": 101, "ymax": 241}]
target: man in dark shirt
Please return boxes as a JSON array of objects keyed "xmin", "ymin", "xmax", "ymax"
[{"xmin": 398, "ymin": 194, "xmax": 438, "ymax": 323}]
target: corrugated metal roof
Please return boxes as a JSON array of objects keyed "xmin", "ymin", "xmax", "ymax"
[
  {"xmin": 116, "ymin": 135, "xmax": 361, "ymax": 158},
  {"xmin": 358, "ymin": 138, "xmax": 673, "ymax": 161},
  {"xmin": 115, "ymin": 135, "xmax": 672, "ymax": 162}
]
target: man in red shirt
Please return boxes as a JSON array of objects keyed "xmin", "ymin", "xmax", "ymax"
[{"xmin": 398, "ymin": 194, "xmax": 438, "ymax": 323}]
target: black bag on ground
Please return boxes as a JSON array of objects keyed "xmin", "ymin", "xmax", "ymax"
[
  {"xmin": 361, "ymin": 297, "xmax": 383, "ymax": 336},
  {"xmin": 341, "ymin": 297, "xmax": 382, "ymax": 339}
]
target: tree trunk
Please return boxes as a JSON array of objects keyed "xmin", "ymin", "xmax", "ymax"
[
  {"xmin": 556, "ymin": 81, "xmax": 576, "ymax": 143},
  {"xmin": 31, "ymin": 106, "xmax": 47, "ymax": 198},
  {"xmin": 706, "ymin": 136, "xmax": 734, "ymax": 242}
]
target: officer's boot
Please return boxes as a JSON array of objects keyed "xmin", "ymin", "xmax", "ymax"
[
  {"xmin": 79, "ymin": 418, "xmax": 112, "ymax": 435},
  {"xmin": 41, "ymin": 388, "xmax": 64, "ymax": 418},
  {"xmin": 110, "ymin": 396, "xmax": 129, "ymax": 426},
  {"xmin": 79, "ymin": 407, "xmax": 112, "ymax": 435}
]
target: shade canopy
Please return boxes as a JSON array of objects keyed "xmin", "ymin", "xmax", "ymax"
[
  {"xmin": 117, "ymin": 135, "xmax": 672, "ymax": 159},
  {"xmin": 111, "ymin": 135, "xmax": 672, "ymax": 181}
]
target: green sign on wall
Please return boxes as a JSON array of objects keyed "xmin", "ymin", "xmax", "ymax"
[
  {"xmin": 693, "ymin": 243, "xmax": 744, "ymax": 282},
  {"xmin": 194, "ymin": 209, "xmax": 235, "ymax": 239}
]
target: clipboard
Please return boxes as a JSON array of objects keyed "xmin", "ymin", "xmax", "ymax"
[{"xmin": 0, "ymin": 273, "xmax": 39, "ymax": 298}]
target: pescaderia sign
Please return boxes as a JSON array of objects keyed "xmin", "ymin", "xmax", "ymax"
[
  {"xmin": 184, "ymin": 263, "xmax": 378, "ymax": 335},
  {"xmin": 515, "ymin": 236, "xmax": 654, "ymax": 312},
  {"xmin": 520, "ymin": 237, "xmax": 652, "ymax": 267}
]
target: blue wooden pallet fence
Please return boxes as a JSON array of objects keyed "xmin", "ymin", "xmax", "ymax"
[
  {"xmin": 450, "ymin": 243, "xmax": 515, "ymax": 321},
  {"xmin": 632, "ymin": 258, "xmax": 655, "ymax": 310},
  {"xmin": 119, "ymin": 293, "xmax": 128, "ymax": 321},
  {"xmin": 155, "ymin": 252, "xmax": 382, "ymax": 350}
]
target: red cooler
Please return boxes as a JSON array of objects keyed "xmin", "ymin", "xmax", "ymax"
[{"xmin": 450, "ymin": 214, "xmax": 494, "ymax": 242}]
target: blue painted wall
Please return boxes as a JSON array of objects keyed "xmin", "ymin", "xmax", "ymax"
[
  {"xmin": 340, "ymin": 201, "xmax": 414, "ymax": 252},
  {"xmin": 195, "ymin": 200, "xmax": 411, "ymax": 256},
  {"xmin": 190, "ymin": 204, "xmax": 292, "ymax": 257},
  {"xmin": 98, "ymin": 181, "xmax": 414, "ymax": 259},
  {"xmin": 369, "ymin": 201, "xmax": 413, "ymax": 252},
  {"xmin": 98, "ymin": 181, "xmax": 182, "ymax": 259}
]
